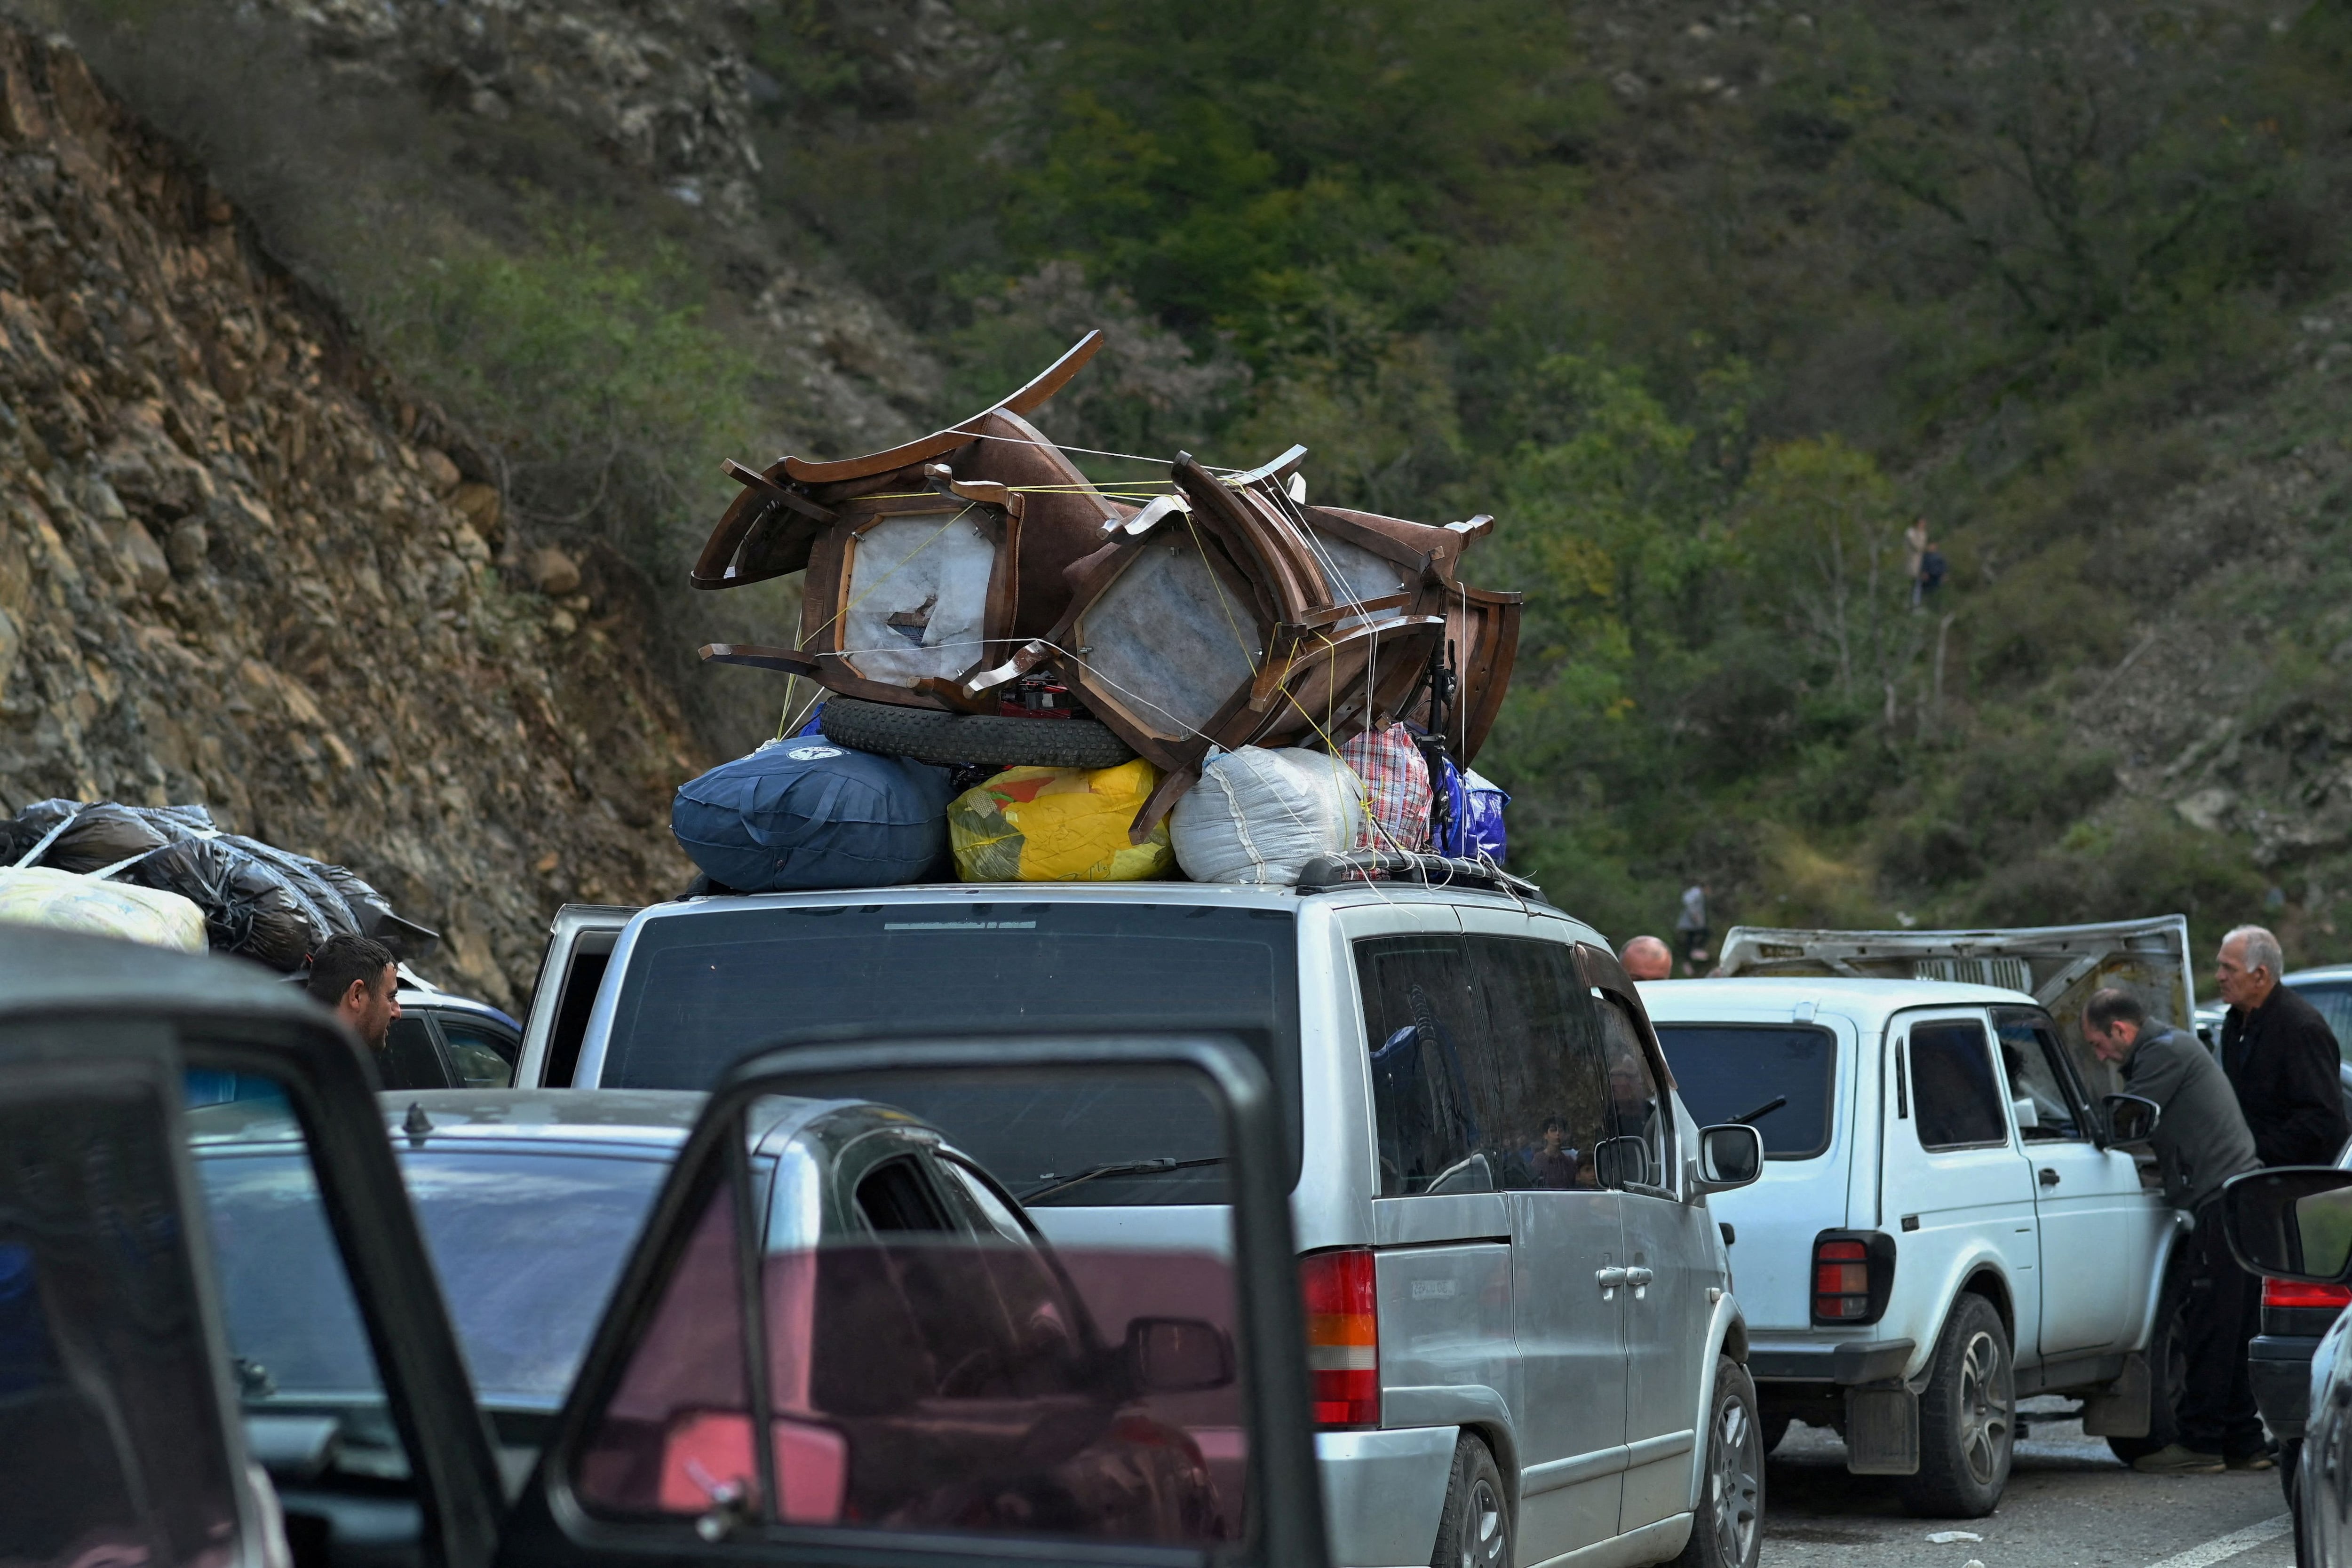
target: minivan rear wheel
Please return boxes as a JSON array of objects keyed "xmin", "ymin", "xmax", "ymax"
[
  {"xmin": 1673, "ymin": 1356, "xmax": 1764, "ymax": 1568},
  {"xmin": 1898, "ymin": 1293, "xmax": 2014, "ymax": 1517},
  {"xmin": 1432, "ymin": 1433, "xmax": 1510, "ymax": 1568}
]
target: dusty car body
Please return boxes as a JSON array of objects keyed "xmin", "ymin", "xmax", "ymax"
[{"xmin": 0, "ymin": 929, "xmax": 1324, "ymax": 1568}]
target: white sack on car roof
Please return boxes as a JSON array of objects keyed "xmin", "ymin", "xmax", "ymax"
[{"xmin": 1171, "ymin": 746, "xmax": 1368, "ymax": 885}]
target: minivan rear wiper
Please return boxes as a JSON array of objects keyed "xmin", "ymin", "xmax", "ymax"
[
  {"xmin": 1729, "ymin": 1095, "xmax": 1788, "ymax": 1125},
  {"xmin": 1018, "ymin": 1156, "xmax": 1225, "ymax": 1203}
]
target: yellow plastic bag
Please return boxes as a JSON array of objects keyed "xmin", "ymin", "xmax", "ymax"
[
  {"xmin": 0, "ymin": 866, "xmax": 208, "ymax": 951},
  {"xmin": 950, "ymin": 759, "xmax": 1174, "ymax": 882}
]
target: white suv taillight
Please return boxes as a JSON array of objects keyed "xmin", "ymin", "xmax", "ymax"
[{"xmin": 1811, "ymin": 1231, "xmax": 1894, "ymax": 1325}]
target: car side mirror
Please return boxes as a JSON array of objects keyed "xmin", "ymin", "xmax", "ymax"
[
  {"xmin": 1125, "ymin": 1315, "xmax": 1236, "ymax": 1394},
  {"xmin": 1594, "ymin": 1134, "xmax": 1651, "ymax": 1190},
  {"xmin": 2101, "ymin": 1093, "xmax": 2161, "ymax": 1148},
  {"xmin": 1693, "ymin": 1124, "xmax": 1763, "ymax": 1194},
  {"xmin": 2220, "ymin": 1167, "xmax": 2352, "ymax": 1284}
]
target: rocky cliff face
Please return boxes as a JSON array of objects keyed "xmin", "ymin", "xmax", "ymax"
[
  {"xmin": 0, "ymin": 26, "xmax": 705, "ymax": 1006},
  {"xmin": 236, "ymin": 0, "xmax": 946, "ymax": 457}
]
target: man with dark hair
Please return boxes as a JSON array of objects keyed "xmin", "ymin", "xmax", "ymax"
[
  {"xmin": 2082, "ymin": 986, "xmax": 2264, "ymax": 1475},
  {"xmin": 2217, "ymin": 925, "xmax": 2349, "ymax": 1168},
  {"xmin": 305, "ymin": 933, "xmax": 401, "ymax": 1053}
]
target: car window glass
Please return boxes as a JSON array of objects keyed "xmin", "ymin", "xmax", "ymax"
[
  {"xmin": 2297, "ymin": 985, "xmax": 2352, "ymax": 1067},
  {"xmin": 434, "ymin": 1019, "xmax": 516, "ymax": 1089},
  {"xmin": 1, "ymin": 1069, "xmax": 244, "ymax": 1568},
  {"xmin": 181, "ymin": 1076, "xmax": 418, "ymax": 1489},
  {"xmin": 575, "ymin": 1177, "xmax": 750, "ymax": 1517},
  {"xmin": 1909, "ymin": 1020, "xmax": 2010, "ymax": 1150},
  {"xmin": 1357, "ymin": 934, "xmax": 1487, "ymax": 1195},
  {"xmin": 1470, "ymin": 937, "xmax": 1610, "ymax": 1190},
  {"xmin": 1655, "ymin": 1025, "xmax": 1837, "ymax": 1158},
  {"xmin": 854, "ymin": 1158, "xmax": 953, "ymax": 1232},
  {"xmin": 866, "ymin": 1077, "xmax": 1231, "ymax": 1208},
  {"xmin": 936, "ymin": 1157, "xmax": 1030, "ymax": 1243},
  {"xmin": 1593, "ymin": 991, "xmax": 1669, "ymax": 1188},
  {"xmin": 379, "ymin": 1015, "xmax": 450, "ymax": 1091},
  {"xmin": 398, "ymin": 1147, "xmax": 668, "ymax": 1408},
  {"xmin": 1992, "ymin": 1010, "xmax": 2084, "ymax": 1142},
  {"xmin": 1358, "ymin": 934, "xmax": 1610, "ymax": 1196},
  {"xmin": 576, "ymin": 1074, "xmax": 1248, "ymax": 1546}
]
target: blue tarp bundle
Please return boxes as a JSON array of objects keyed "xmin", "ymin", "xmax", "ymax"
[{"xmin": 672, "ymin": 740, "xmax": 949, "ymax": 892}]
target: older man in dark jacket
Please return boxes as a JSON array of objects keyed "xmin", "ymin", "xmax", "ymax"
[
  {"xmin": 2086, "ymin": 987, "xmax": 2264, "ymax": 1476},
  {"xmin": 2217, "ymin": 925, "xmax": 2351, "ymax": 1167}
]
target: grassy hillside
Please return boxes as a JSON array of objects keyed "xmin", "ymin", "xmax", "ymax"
[
  {"xmin": 31, "ymin": 0, "xmax": 2352, "ymax": 966},
  {"xmin": 759, "ymin": 0, "xmax": 2352, "ymax": 962}
]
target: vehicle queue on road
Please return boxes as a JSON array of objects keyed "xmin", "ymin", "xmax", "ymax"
[{"xmin": 6, "ymin": 898, "xmax": 2341, "ymax": 1568}]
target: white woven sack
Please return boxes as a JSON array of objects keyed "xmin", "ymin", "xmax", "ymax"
[
  {"xmin": 1171, "ymin": 747, "xmax": 1368, "ymax": 885},
  {"xmin": 0, "ymin": 866, "xmax": 207, "ymax": 950}
]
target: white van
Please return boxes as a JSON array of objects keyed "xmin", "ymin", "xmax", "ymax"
[{"xmin": 518, "ymin": 869, "xmax": 1771, "ymax": 1568}]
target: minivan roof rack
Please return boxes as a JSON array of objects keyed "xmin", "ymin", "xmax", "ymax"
[{"xmin": 1294, "ymin": 851, "xmax": 1549, "ymax": 903}]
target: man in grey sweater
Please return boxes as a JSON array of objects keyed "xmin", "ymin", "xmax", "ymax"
[{"xmin": 2084, "ymin": 986, "xmax": 2265, "ymax": 1475}]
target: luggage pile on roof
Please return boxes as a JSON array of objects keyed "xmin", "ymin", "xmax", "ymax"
[
  {"xmin": 0, "ymin": 799, "xmax": 438, "ymax": 960},
  {"xmin": 678, "ymin": 332, "xmax": 1524, "ymax": 891}
]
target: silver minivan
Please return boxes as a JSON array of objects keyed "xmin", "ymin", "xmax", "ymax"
[{"xmin": 516, "ymin": 871, "xmax": 1766, "ymax": 1568}]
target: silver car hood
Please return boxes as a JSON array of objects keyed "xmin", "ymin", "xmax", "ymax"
[{"xmin": 1715, "ymin": 916, "xmax": 2196, "ymax": 1032}]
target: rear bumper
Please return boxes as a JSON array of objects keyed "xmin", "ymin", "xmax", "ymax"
[
  {"xmin": 1748, "ymin": 1338, "xmax": 1916, "ymax": 1386},
  {"xmin": 1318, "ymin": 1426, "xmax": 1457, "ymax": 1568},
  {"xmin": 2250, "ymin": 1335, "xmax": 2320, "ymax": 1440}
]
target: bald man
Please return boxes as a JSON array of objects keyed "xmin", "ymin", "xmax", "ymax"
[{"xmin": 1621, "ymin": 935, "xmax": 1673, "ymax": 982}]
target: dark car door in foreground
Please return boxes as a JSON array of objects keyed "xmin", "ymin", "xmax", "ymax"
[
  {"xmin": 2221, "ymin": 1164, "xmax": 2352, "ymax": 1561},
  {"xmin": 0, "ymin": 929, "xmax": 1327, "ymax": 1568}
]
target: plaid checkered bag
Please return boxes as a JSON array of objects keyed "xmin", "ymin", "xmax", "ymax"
[{"xmin": 1338, "ymin": 721, "xmax": 1431, "ymax": 852}]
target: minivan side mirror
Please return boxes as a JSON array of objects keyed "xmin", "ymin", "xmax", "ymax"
[
  {"xmin": 1126, "ymin": 1316, "xmax": 1236, "ymax": 1394},
  {"xmin": 2101, "ymin": 1093, "xmax": 2161, "ymax": 1148},
  {"xmin": 1693, "ymin": 1124, "xmax": 1764, "ymax": 1194},
  {"xmin": 2220, "ymin": 1167, "xmax": 2352, "ymax": 1284},
  {"xmin": 1594, "ymin": 1135, "xmax": 1652, "ymax": 1190}
]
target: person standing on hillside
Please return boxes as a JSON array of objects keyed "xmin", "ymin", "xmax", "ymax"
[
  {"xmin": 2082, "ymin": 987, "xmax": 2265, "ymax": 1475},
  {"xmin": 1904, "ymin": 517, "xmax": 1930, "ymax": 607},
  {"xmin": 1621, "ymin": 935, "xmax": 1673, "ymax": 981},
  {"xmin": 1673, "ymin": 884, "xmax": 1708, "ymax": 976},
  {"xmin": 2217, "ymin": 925, "xmax": 2350, "ymax": 1167}
]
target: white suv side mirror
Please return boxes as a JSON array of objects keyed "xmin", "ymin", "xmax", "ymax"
[{"xmin": 1692, "ymin": 1123, "xmax": 1764, "ymax": 1194}]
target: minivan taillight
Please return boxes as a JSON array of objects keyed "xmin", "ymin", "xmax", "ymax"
[
  {"xmin": 1811, "ymin": 1230, "xmax": 1896, "ymax": 1325},
  {"xmin": 1301, "ymin": 1248, "xmax": 1379, "ymax": 1428},
  {"xmin": 2264, "ymin": 1277, "xmax": 2352, "ymax": 1312}
]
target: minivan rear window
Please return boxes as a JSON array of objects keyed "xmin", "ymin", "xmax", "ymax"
[
  {"xmin": 598, "ymin": 902, "xmax": 1299, "ymax": 1199},
  {"xmin": 1654, "ymin": 1025, "xmax": 1837, "ymax": 1159}
]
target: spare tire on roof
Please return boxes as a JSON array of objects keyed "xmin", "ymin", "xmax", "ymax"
[{"xmin": 818, "ymin": 696, "xmax": 1136, "ymax": 770}]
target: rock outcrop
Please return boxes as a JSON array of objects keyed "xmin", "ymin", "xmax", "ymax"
[{"xmin": 0, "ymin": 26, "xmax": 705, "ymax": 1006}]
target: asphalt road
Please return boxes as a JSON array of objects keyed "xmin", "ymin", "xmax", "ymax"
[{"xmin": 1761, "ymin": 1399, "xmax": 2296, "ymax": 1568}]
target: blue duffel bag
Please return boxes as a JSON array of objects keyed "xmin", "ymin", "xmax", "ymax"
[{"xmin": 671, "ymin": 739, "xmax": 949, "ymax": 892}]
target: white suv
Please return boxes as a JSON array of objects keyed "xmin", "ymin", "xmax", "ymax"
[{"xmin": 1640, "ymin": 918, "xmax": 2194, "ymax": 1516}]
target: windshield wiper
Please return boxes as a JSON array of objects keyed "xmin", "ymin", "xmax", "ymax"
[
  {"xmin": 1017, "ymin": 1156, "xmax": 1225, "ymax": 1203},
  {"xmin": 1729, "ymin": 1095, "xmax": 1788, "ymax": 1125}
]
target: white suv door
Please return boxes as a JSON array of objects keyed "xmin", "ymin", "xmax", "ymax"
[
  {"xmin": 1990, "ymin": 1006, "xmax": 2162, "ymax": 1357},
  {"xmin": 1882, "ymin": 1009, "xmax": 2039, "ymax": 1347}
]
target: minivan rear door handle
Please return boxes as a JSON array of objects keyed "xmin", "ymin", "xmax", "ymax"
[
  {"xmin": 1596, "ymin": 1267, "xmax": 1628, "ymax": 1291},
  {"xmin": 1624, "ymin": 1266, "xmax": 1654, "ymax": 1288}
]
